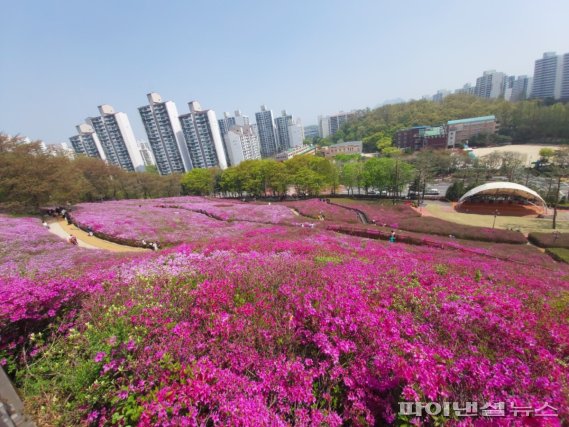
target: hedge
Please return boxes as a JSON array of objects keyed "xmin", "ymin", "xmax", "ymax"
[
  {"xmin": 397, "ymin": 217, "xmax": 527, "ymax": 244},
  {"xmin": 528, "ymin": 232, "xmax": 569, "ymax": 249}
]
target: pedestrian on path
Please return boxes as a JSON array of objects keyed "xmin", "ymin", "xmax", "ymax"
[{"xmin": 389, "ymin": 230, "xmax": 396, "ymax": 243}]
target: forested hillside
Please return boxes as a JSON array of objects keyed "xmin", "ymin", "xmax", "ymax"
[{"xmin": 330, "ymin": 94, "xmax": 569, "ymax": 151}]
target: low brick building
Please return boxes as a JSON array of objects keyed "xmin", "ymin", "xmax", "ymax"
[
  {"xmin": 394, "ymin": 126, "xmax": 447, "ymax": 151},
  {"xmin": 319, "ymin": 141, "xmax": 363, "ymax": 158},
  {"xmin": 394, "ymin": 115, "xmax": 498, "ymax": 151},
  {"xmin": 447, "ymin": 115, "xmax": 497, "ymax": 147}
]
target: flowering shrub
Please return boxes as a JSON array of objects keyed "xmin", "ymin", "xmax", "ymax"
[
  {"xmin": 159, "ymin": 198, "xmax": 297, "ymax": 224},
  {"xmin": 0, "ymin": 214, "xmax": 119, "ymax": 278},
  {"xmin": 529, "ymin": 232, "xmax": 569, "ymax": 249},
  {"xmin": 397, "ymin": 216, "xmax": 527, "ymax": 244},
  {"xmin": 283, "ymin": 199, "xmax": 360, "ymax": 224},
  {"xmin": 331, "ymin": 199, "xmax": 419, "ymax": 228},
  {"xmin": 2, "ymin": 201, "xmax": 569, "ymax": 426},
  {"xmin": 331, "ymin": 200, "xmax": 527, "ymax": 244},
  {"xmin": 70, "ymin": 199, "xmax": 262, "ymax": 246}
]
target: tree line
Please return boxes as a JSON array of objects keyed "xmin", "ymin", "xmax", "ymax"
[
  {"xmin": 0, "ymin": 134, "xmax": 182, "ymax": 213},
  {"xmin": 180, "ymin": 153, "xmax": 425, "ymax": 199}
]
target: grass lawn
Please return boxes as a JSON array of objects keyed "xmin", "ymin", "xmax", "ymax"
[
  {"xmin": 546, "ymin": 247, "xmax": 569, "ymax": 263},
  {"xmin": 424, "ymin": 202, "xmax": 569, "ymax": 235}
]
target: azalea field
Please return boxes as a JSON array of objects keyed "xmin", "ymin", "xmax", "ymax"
[{"xmin": 1, "ymin": 197, "xmax": 569, "ymax": 426}]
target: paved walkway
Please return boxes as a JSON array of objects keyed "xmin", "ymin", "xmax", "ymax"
[{"xmin": 47, "ymin": 220, "xmax": 148, "ymax": 253}]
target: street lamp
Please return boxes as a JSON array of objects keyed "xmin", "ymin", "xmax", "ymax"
[{"xmin": 492, "ymin": 209, "xmax": 499, "ymax": 229}]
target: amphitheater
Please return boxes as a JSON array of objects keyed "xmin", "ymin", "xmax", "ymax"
[{"xmin": 455, "ymin": 182, "xmax": 547, "ymax": 217}]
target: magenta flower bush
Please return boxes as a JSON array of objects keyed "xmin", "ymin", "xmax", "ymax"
[
  {"xmin": 282, "ymin": 199, "xmax": 360, "ymax": 223},
  {"xmin": 0, "ymin": 214, "xmax": 116, "ymax": 278},
  {"xmin": 70, "ymin": 199, "xmax": 262, "ymax": 246},
  {"xmin": 331, "ymin": 199, "xmax": 420, "ymax": 228},
  {"xmin": 1, "ymin": 200, "xmax": 568, "ymax": 426},
  {"xmin": 396, "ymin": 216, "xmax": 527, "ymax": 244},
  {"xmin": 157, "ymin": 197, "xmax": 297, "ymax": 224},
  {"xmin": 331, "ymin": 200, "xmax": 527, "ymax": 244}
]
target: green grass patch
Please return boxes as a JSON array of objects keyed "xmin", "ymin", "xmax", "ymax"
[
  {"xmin": 545, "ymin": 247, "xmax": 569, "ymax": 264},
  {"xmin": 314, "ymin": 255, "xmax": 343, "ymax": 265}
]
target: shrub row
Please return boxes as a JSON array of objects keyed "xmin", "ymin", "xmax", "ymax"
[
  {"xmin": 528, "ymin": 232, "xmax": 569, "ymax": 249},
  {"xmin": 331, "ymin": 200, "xmax": 527, "ymax": 244},
  {"xmin": 284, "ymin": 200, "xmax": 360, "ymax": 224},
  {"xmin": 397, "ymin": 216, "xmax": 527, "ymax": 244},
  {"xmin": 325, "ymin": 224, "xmax": 503, "ymax": 259}
]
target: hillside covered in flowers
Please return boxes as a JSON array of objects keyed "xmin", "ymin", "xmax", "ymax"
[{"xmin": 1, "ymin": 197, "xmax": 568, "ymax": 426}]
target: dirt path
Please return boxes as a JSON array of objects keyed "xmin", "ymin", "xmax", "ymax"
[{"xmin": 48, "ymin": 220, "xmax": 149, "ymax": 252}]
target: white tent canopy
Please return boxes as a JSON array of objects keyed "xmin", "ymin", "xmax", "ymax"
[{"xmin": 458, "ymin": 182, "xmax": 546, "ymax": 207}]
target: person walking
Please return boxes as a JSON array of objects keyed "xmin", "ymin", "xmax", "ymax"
[{"xmin": 389, "ymin": 231, "xmax": 396, "ymax": 243}]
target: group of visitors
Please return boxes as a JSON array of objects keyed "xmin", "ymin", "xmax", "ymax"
[
  {"xmin": 141, "ymin": 240, "xmax": 160, "ymax": 251},
  {"xmin": 300, "ymin": 223, "xmax": 315, "ymax": 229},
  {"xmin": 45, "ymin": 207, "xmax": 72, "ymax": 225}
]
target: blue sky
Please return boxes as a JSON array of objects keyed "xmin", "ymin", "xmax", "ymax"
[{"xmin": 1, "ymin": 0, "xmax": 568, "ymax": 144}]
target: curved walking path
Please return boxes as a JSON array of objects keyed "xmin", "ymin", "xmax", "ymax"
[{"xmin": 47, "ymin": 220, "xmax": 148, "ymax": 252}]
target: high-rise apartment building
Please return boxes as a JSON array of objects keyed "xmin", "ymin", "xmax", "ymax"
[
  {"xmin": 179, "ymin": 101, "xmax": 228, "ymax": 170},
  {"xmin": 137, "ymin": 140, "xmax": 156, "ymax": 167},
  {"xmin": 218, "ymin": 113, "xmax": 236, "ymax": 138},
  {"xmin": 318, "ymin": 111, "xmax": 356, "ymax": 138},
  {"xmin": 273, "ymin": 111, "xmax": 304, "ymax": 150},
  {"xmin": 288, "ymin": 118, "xmax": 305, "ymax": 148},
  {"xmin": 275, "ymin": 110, "xmax": 293, "ymax": 151},
  {"xmin": 218, "ymin": 110, "xmax": 250, "ymax": 135},
  {"xmin": 86, "ymin": 105, "xmax": 145, "ymax": 172},
  {"xmin": 432, "ymin": 90, "xmax": 450, "ymax": 102},
  {"xmin": 224, "ymin": 125, "xmax": 261, "ymax": 166},
  {"xmin": 561, "ymin": 53, "xmax": 569, "ymax": 101},
  {"xmin": 304, "ymin": 125, "xmax": 319, "ymax": 140},
  {"xmin": 218, "ymin": 111, "xmax": 252, "ymax": 166},
  {"xmin": 474, "ymin": 70, "xmax": 506, "ymax": 99},
  {"xmin": 530, "ymin": 52, "xmax": 566, "ymax": 100},
  {"xmin": 455, "ymin": 83, "xmax": 475, "ymax": 96},
  {"xmin": 255, "ymin": 105, "xmax": 279, "ymax": 158},
  {"xmin": 138, "ymin": 93, "xmax": 191, "ymax": 175},
  {"xmin": 503, "ymin": 76, "xmax": 516, "ymax": 101},
  {"xmin": 509, "ymin": 76, "xmax": 532, "ymax": 102},
  {"xmin": 69, "ymin": 123, "xmax": 106, "ymax": 160}
]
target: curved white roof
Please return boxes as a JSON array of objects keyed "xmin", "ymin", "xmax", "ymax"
[{"xmin": 458, "ymin": 182, "xmax": 546, "ymax": 206}]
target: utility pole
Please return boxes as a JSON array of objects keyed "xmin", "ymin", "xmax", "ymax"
[
  {"xmin": 553, "ymin": 174, "xmax": 561, "ymax": 230},
  {"xmin": 392, "ymin": 158, "xmax": 399, "ymax": 205},
  {"xmin": 492, "ymin": 210, "xmax": 499, "ymax": 229}
]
